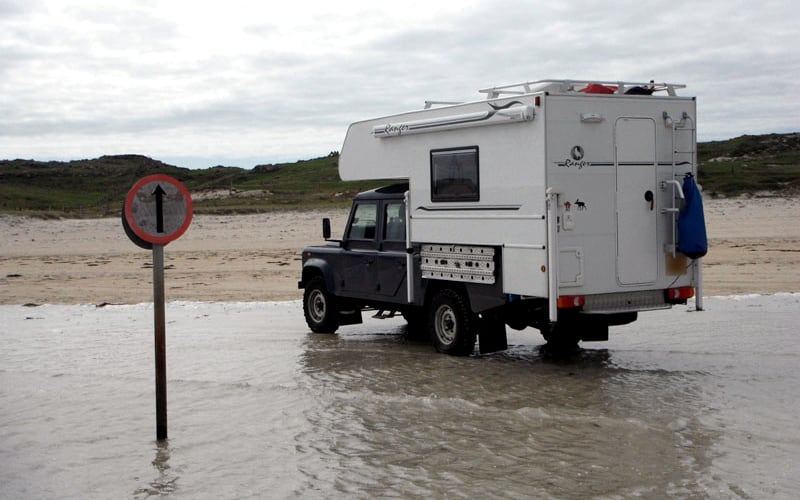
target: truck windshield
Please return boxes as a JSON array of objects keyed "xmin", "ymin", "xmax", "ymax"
[{"xmin": 347, "ymin": 202, "xmax": 377, "ymax": 240}]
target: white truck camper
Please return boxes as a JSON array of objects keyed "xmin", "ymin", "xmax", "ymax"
[{"xmin": 300, "ymin": 79, "xmax": 706, "ymax": 355}]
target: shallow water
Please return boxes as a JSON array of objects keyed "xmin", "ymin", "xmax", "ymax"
[{"xmin": 1, "ymin": 295, "xmax": 799, "ymax": 498}]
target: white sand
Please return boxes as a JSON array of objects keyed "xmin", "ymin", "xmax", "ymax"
[{"xmin": 1, "ymin": 198, "xmax": 798, "ymax": 304}]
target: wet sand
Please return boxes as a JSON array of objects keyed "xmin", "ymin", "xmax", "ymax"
[{"xmin": 1, "ymin": 197, "xmax": 799, "ymax": 305}]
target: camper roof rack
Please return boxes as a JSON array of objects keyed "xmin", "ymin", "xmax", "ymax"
[
  {"xmin": 423, "ymin": 100, "xmax": 464, "ymax": 109},
  {"xmin": 478, "ymin": 79, "xmax": 686, "ymax": 98}
]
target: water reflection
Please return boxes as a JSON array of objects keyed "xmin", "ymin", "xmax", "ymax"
[
  {"xmin": 133, "ymin": 440, "xmax": 178, "ymax": 498},
  {"xmin": 297, "ymin": 322, "xmax": 718, "ymax": 497},
  {"xmin": 2, "ymin": 298, "xmax": 794, "ymax": 497}
]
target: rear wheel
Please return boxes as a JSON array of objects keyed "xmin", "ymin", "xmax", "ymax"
[
  {"xmin": 303, "ymin": 277, "xmax": 339, "ymax": 333},
  {"xmin": 428, "ymin": 289, "xmax": 477, "ymax": 356}
]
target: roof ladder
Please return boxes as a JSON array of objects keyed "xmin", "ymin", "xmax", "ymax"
[{"xmin": 661, "ymin": 111, "xmax": 697, "ymax": 257}]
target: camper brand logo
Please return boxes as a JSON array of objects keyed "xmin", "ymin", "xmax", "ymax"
[
  {"xmin": 381, "ymin": 123, "xmax": 410, "ymax": 136},
  {"xmin": 559, "ymin": 145, "xmax": 591, "ymax": 169}
]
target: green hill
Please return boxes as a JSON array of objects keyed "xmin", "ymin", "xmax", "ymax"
[
  {"xmin": 1, "ymin": 132, "xmax": 798, "ymax": 217},
  {"xmin": 0, "ymin": 153, "xmax": 382, "ymax": 217},
  {"xmin": 697, "ymin": 133, "xmax": 800, "ymax": 196}
]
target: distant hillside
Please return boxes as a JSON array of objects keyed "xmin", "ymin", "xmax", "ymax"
[
  {"xmin": 0, "ymin": 155, "xmax": 188, "ymax": 216},
  {"xmin": 1, "ymin": 133, "xmax": 798, "ymax": 217},
  {"xmin": 698, "ymin": 133, "xmax": 800, "ymax": 196},
  {"xmin": 0, "ymin": 153, "xmax": 382, "ymax": 217}
]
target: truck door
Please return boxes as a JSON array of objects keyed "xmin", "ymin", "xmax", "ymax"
[
  {"xmin": 615, "ymin": 117, "xmax": 658, "ymax": 285},
  {"xmin": 341, "ymin": 201, "xmax": 380, "ymax": 297},
  {"xmin": 376, "ymin": 201, "xmax": 407, "ymax": 299}
]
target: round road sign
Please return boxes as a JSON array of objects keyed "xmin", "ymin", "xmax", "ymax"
[{"xmin": 124, "ymin": 174, "xmax": 193, "ymax": 245}]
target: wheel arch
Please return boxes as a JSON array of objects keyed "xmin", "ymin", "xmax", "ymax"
[
  {"xmin": 421, "ymin": 279, "xmax": 506, "ymax": 314},
  {"xmin": 301, "ymin": 258, "xmax": 336, "ymax": 292},
  {"xmin": 421, "ymin": 280, "xmax": 467, "ymax": 309}
]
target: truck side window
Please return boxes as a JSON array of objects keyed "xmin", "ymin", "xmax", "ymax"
[
  {"xmin": 383, "ymin": 202, "xmax": 406, "ymax": 241},
  {"xmin": 347, "ymin": 202, "xmax": 377, "ymax": 240},
  {"xmin": 430, "ymin": 146, "xmax": 479, "ymax": 202}
]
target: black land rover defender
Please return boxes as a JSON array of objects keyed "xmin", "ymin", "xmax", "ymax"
[{"xmin": 298, "ymin": 183, "xmax": 510, "ymax": 356}]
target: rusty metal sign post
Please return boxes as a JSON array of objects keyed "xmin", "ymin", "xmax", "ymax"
[{"xmin": 123, "ymin": 174, "xmax": 193, "ymax": 441}]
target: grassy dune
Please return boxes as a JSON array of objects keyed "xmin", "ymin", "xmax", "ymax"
[{"xmin": 1, "ymin": 133, "xmax": 797, "ymax": 217}]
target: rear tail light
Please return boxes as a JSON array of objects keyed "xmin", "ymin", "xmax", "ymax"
[
  {"xmin": 666, "ymin": 287, "xmax": 695, "ymax": 303},
  {"xmin": 557, "ymin": 295, "xmax": 585, "ymax": 309}
]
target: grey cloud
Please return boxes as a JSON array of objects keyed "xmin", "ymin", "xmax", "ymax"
[
  {"xmin": 2, "ymin": 0, "xmax": 798, "ymax": 165},
  {"xmin": 0, "ymin": 0, "xmax": 40, "ymax": 17}
]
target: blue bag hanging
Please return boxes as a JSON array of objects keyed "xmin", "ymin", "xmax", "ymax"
[{"xmin": 677, "ymin": 174, "xmax": 708, "ymax": 259}]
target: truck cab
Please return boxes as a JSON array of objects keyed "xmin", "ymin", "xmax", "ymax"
[{"xmin": 299, "ymin": 184, "xmax": 415, "ymax": 332}]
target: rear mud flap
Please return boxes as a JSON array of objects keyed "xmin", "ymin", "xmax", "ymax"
[{"xmin": 478, "ymin": 313, "xmax": 508, "ymax": 354}]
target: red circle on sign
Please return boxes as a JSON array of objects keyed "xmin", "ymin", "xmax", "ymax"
[{"xmin": 124, "ymin": 174, "xmax": 193, "ymax": 245}]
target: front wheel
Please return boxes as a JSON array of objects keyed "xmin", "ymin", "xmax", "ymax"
[
  {"xmin": 428, "ymin": 289, "xmax": 477, "ymax": 356},
  {"xmin": 303, "ymin": 277, "xmax": 339, "ymax": 333}
]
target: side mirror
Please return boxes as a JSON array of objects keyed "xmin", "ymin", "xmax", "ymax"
[{"xmin": 322, "ymin": 218, "xmax": 331, "ymax": 240}]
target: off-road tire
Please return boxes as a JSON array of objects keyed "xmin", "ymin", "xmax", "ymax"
[
  {"xmin": 428, "ymin": 289, "xmax": 477, "ymax": 356},
  {"xmin": 303, "ymin": 277, "xmax": 339, "ymax": 334}
]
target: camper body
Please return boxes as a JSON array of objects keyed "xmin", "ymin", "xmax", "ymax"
[{"xmin": 300, "ymin": 80, "xmax": 704, "ymax": 355}]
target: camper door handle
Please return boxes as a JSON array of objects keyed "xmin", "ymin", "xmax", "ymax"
[{"xmin": 644, "ymin": 190, "xmax": 654, "ymax": 210}]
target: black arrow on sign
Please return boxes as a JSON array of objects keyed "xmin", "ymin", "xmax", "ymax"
[{"xmin": 153, "ymin": 184, "xmax": 166, "ymax": 233}]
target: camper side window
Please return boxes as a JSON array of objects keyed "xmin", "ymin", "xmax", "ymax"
[{"xmin": 430, "ymin": 147, "xmax": 479, "ymax": 202}]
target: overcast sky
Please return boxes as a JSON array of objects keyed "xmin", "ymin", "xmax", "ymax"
[{"xmin": 1, "ymin": 0, "xmax": 797, "ymax": 169}]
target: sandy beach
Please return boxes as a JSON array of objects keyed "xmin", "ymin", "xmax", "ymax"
[{"xmin": 1, "ymin": 197, "xmax": 799, "ymax": 305}]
